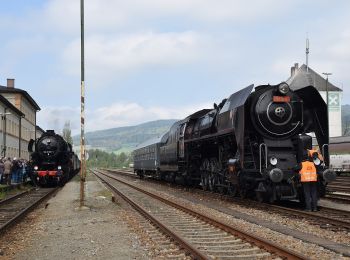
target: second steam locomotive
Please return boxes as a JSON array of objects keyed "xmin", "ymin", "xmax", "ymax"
[
  {"xmin": 29, "ymin": 130, "xmax": 80, "ymax": 186},
  {"xmin": 133, "ymin": 82, "xmax": 336, "ymax": 203}
]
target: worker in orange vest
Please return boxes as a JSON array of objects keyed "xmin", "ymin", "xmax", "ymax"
[{"xmin": 299, "ymin": 154, "xmax": 318, "ymax": 211}]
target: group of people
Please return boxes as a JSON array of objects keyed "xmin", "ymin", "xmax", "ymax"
[{"xmin": 0, "ymin": 157, "xmax": 29, "ymax": 186}]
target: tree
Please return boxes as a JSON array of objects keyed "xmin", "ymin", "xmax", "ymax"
[{"xmin": 62, "ymin": 120, "xmax": 73, "ymax": 145}]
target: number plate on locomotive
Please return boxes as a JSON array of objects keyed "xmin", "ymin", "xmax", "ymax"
[{"xmin": 273, "ymin": 96, "xmax": 290, "ymax": 102}]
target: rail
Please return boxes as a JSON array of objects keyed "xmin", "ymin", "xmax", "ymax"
[
  {"xmin": 0, "ymin": 188, "xmax": 58, "ymax": 234},
  {"xmin": 94, "ymin": 169, "xmax": 307, "ymax": 260}
]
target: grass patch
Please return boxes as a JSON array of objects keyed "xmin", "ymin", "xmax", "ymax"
[
  {"xmin": 0, "ymin": 190, "xmax": 5, "ymax": 200},
  {"xmin": 0, "ymin": 183, "xmax": 33, "ymax": 200}
]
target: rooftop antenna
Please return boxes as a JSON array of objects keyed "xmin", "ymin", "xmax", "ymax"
[{"xmin": 306, "ymin": 34, "xmax": 309, "ymax": 73}]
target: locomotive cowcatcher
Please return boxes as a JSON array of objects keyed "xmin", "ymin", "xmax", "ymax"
[
  {"xmin": 28, "ymin": 130, "xmax": 80, "ymax": 186},
  {"xmin": 134, "ymin": 80, "xmax": 337, "ymax": 203}
]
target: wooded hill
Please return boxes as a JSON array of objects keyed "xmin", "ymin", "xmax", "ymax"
[{"xmin": 73, "ymin": 119, "xmax": 177, "ymax": 153}]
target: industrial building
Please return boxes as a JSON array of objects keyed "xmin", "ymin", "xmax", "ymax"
[{"xmin": 287, "ymin": 63, "xmax": 342, "ymax": 137}]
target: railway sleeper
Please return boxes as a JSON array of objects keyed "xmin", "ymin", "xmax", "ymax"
[
  {"xmin": 176, "ymin": 227, "xmax": 215, "ymax": 232},
  {"xmin": 190, "ymin": 239, "xmax": 244, "ymax": 246},
  {"xmin": 205, "ymin": 247, "xmax": 263, "ymax": 255},
  {"xmin": 184, "ymin": 234, "xmax": 232, "ymax": 239},
  {"xmin": 181, "ymin": 230, "xmax": 224, "ymax": 235},
  {"xmin": 196, "ymin": 243, "xmax": 252, "ymax": 250},
  {"xmin": 213, "ymin": 252, "xmax": 272, "ymax": 260},
  {"xmin": 188, "ymin": 236, "xmax": 239, "ymax": 242}
]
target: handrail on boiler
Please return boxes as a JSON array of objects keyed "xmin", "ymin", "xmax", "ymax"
[
  {"xmin": 322, "ymin": 144, "xmax": 329, "ymax": 166},
  {"xmin": 259, "ymin": 143, "xmax": 267, "ymax": 174}
]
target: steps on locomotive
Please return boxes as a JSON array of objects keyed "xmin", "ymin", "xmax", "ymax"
[{"xmin": 243, "ymin": 136, "xmax": 257, "ymax": 169}]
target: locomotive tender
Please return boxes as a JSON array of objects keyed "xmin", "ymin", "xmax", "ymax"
[
  {"xmin": 133, "ymin": 82, "xmax": 336, "ymax": 203},
  {"xmin": 28, "ymin": 130, "xmax": 81, "ymax": 186}
]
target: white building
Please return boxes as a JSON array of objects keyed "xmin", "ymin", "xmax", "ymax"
[
  {"xmin": 0, "ymin": 79, "xmax": 41, "ymax": 160},
  {"xmin": 0, "ymin": 95, "xmax": 24, "ymax": 158},
  {"xmin": 287, "ymin": 63, "xmax": 342, "ymax": 137}
]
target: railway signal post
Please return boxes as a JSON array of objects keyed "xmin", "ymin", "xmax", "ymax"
[{"xmin": 79, "ymin": 0, "xmax": 87, "ymax": 208}]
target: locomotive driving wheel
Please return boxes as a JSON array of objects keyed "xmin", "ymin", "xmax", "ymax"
[
  {"xmin": 200, "ymin": 159, "xmax": 210, "ymax": 191},
  {"xmin": 209, "ymin": 158, "xmax": 221, "ymax": 192},
  {"xmin": 238, "ymin": 171, "xmax": 248, "ymax": 198},
  {"xmin": 216, "ymin": 174, "xmax": 227, "ymax": 194},
  {"xmin": 227, "ymin": 183, "xmax": 238, "ymax": 197}
]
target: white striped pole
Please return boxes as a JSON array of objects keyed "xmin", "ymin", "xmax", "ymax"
[{"xmin": 80, "ymin": 0, "xmax": 86, "ymax": 207}]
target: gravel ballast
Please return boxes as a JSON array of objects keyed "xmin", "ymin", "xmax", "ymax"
[{"xmin": 0, "ymin": 175, "xmax": 148, "ymax": 260}]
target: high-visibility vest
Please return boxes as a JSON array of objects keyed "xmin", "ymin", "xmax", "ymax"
[{"xmin": 299, "ymin": 161, "xmax": 317, "ymax": 182}]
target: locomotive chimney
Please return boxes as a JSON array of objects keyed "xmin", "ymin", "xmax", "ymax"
[{"xmin": 7, "ymin": 78, "xmax": 15, "ymax": 88}]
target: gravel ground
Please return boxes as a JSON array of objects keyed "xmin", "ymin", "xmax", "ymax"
[
  {"xmin": 0, "ymin": 174, "xmax": 149, "ymax": 260},
  {"xmin": 118, "ymin": 176, "xmax": 350, "ymax": 259}
]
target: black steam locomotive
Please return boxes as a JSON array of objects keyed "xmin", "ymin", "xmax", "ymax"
[
  {"xmin": 133, "ymin": 81, "xmax": 336, "ymax": 203},
  {"xmin": 28, "ymin": 130, "xmax": 80, "ymax": 186}
]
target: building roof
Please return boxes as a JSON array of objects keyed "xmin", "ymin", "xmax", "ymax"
[
  {"xmin": 286, "ymin": 64, "xmax": 342, "ymax": 92},
  {"xmin": 0, "ymin": 94, "xmax": 24, "ymax": 117},
  {"xmin": 0, "ymin": 85, "xmax": 41, "ymax": 110},
  {"xmin": 36, "ymin": 125, "xmax": 45, "ymax": 133}
]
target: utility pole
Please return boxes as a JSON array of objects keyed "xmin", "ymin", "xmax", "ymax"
[
  {"xmin": 306, "ymin": 37, "xmax": 309, "ymax": 73},
  {"xmin": 80, "ymin": 0, "xmax": 86, "ymax": 208}
]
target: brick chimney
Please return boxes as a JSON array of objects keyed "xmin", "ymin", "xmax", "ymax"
[
  {"xmin": 7, "ymin": 78, "xmax": 15, "ymax": 88},
  {"xmin": 291, "ymin": 66, "xmax": 295, "ymax": 76},
  {"xmin": 290, "ymin": 63, "xmax": 299, "ymax": 76}
]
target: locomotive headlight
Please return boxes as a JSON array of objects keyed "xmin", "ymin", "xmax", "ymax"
[
  {"xmin": 58, "ymin": 166, "xmax": 62, "ymax": 170},
  {"xmin": 313, "ymin": 157, "xmax": 321, "ymax": 166},
  {"xmin": 278, "ymin": 83, "xmax": 290, "ymax": 95},
  {"xmin": 269, "ymin": 157, "xmax": 278, "ymax": 166},
  {"xmin": 34, "ymin": 166, "xmax": 38, "ymax": 170}
]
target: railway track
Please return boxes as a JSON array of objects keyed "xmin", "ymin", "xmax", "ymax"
[
  {"xmin": 328, "ymin": 176, "xmax": 350, "ymax": 193},
  {"xmin": 0, "ymin": 187, "xmax": 58, "ymax": 234},
  {"xmin": 325, "ymin": 193, "xmax": 350, "ymax": 204},
  {"xmin": 93, "ymin": 169, "xmax": 307, "ymax": 259},
  {"xmin": 105, "ymin": 169, "xmax": 350, "ymax": 232}
]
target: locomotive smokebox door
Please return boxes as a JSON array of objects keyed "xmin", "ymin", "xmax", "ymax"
[{"xmin": 297, "ymin": 134, "xmax": 312, "ymax": 162}]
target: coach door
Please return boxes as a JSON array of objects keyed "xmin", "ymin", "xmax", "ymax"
[{"xmin": 179, "ymin": 123, "xmax": 186, "ymax": 158}]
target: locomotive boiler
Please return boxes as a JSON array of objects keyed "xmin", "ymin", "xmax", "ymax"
[
  {"xmin": 134, "ymin": 81, "xmax": 336, "ymax": 203},
  {"xmin": 28, "ymin": 130, "xmax": 80, "ymax": 186}
]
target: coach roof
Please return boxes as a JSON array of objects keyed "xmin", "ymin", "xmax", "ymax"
[{"xmin": 134, "ymin": 132, "xmax": 168, "ymax": 150}]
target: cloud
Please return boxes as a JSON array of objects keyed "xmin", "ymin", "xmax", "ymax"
[
  {"xmin": 37, "ymin": 106, "xmax": 80, "ymax": 134},
  {"xmin": 90, "ymin": 101, "xmax": 211, "ymax": 131},
  {"xmin": 40, "ymin": 0, "xmax": 298, "ymax": 34},
  {"xmin": 37, "ymin": 102, "xmax": 212, "ymax": 135},
  {"xmin": 62, "ymin": 31, "xmax": 207, "ymax": 79}
]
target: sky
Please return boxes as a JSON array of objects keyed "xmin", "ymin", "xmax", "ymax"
[{"xmin": 0, "ymin": 0, "xmax": 350, "ymax": 135}]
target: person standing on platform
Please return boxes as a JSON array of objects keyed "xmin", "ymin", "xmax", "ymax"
[
  {"xmin": 11, "ymin": 158, "xmax": 19, "ymax": 184},
  {"xmin": 4, "ymin": 158, "xmax": 12, "ymax": 185},
  {"xmin": 0, "ymin": 158, "xmax": 4, "ymax": 184}
]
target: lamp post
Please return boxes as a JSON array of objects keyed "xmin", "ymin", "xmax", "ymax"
[{"xmin": 322, "ymin": 72, "xmax": 332, "ymax": 132}]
